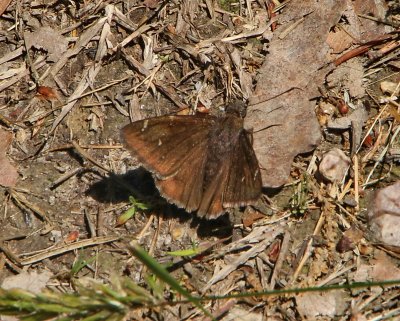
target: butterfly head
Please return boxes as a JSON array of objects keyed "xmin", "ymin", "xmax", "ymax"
[{"xmin": 225, "ymin": 100, "xmax": 247, "ymax": 119}]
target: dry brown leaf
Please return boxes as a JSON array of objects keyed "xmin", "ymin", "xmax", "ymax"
[
  {"xmin": 1, "ymin": 270, "xmax": 53, "ymax": 292},
  {"xmin": 221, "ymin": 307, "xmax": 263, "ymax": 321},
  {"xmin": 370, "ymin": 250, "xmax": 400, "ymax": 281},
  {"xmin": 242, "ymin": 207, "xmax": 265, "ymax": 227},
  {"xmin": 0, "ymin": 0, "xmax": 12, "ymax": 16},
  {"xmin": 296, "ymin": 290, "xmax": 348, "ymax": 318},
  {"xmin": 368, "ymin": 181, "xmax": 400, "ymax": 247},
  {"xmin": 326, "ymin": 27, "xmax": 354, "ymax": 54},
  {"xmin": 326, "ymin": 59, "xmax": 365, "ymax": 98},
  {"xmin": 245, "ymin": 0, "xmax": 348, "ymax": 187},
  {"xmin": 0, "ymin": 128, "xmax": 18, "ymax": 187},
  {"xmin": 24, "ymin": 26, "xmax": 68, "ymax": 62}
]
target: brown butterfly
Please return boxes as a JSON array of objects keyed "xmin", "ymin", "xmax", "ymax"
[{"xmin": 121, "ymin": 100, "xmax": 262, "ymax": 219}]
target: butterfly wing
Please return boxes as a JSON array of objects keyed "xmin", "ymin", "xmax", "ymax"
[
  {"xmin": 196, "ymin": 161, "xmax": 230, "ymax": 218},
  {"xmin": 121, "ymin": 113, "xmax": 261, "ymax": 218},
  {"xmin": 196, "ymin": 130, "xmax": 261, "ymax": 218},
  {"xmin": 155, "ymin": 139, "xmax": 209, "ymax": 212},
  {"xmin": 223, "ymin": 130, "xmax": 262, "ymax": 208},
  {"xmin": 121, "ymin": 115, "xmax": 216, "ymax": 178}
]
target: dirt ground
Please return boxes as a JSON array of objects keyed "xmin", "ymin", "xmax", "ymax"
[{"xmin": 0, "ymin": 0, "xmax": 400, "ymax": 320}]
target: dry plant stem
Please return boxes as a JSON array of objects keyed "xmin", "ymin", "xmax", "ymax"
[
  {"xmin": 338, "ymin": 179, "xmax": 352, "ymax": 202},
  {"xmin": 93, "ymin": 248, "xmax": 99, "ymax": 279},
  {"xmin": 358, "ymin": 13, "xmax": 399, "ymax": 27},
  {"xmin": 362, "ymin": 129, "xmax": 384, "ymax": 163},
  {"xmin": 0, "ymin": 57, "xmax": 46, "ymax": 92},
  {"xmin": 71, "ymin": 141, "xmax": 110, "ymax": 173},
  {"xmin": 0, "ymin": 114, "xmax": 15, "ymax": 128},
  {"xmin": 49, "ymin": 63, "xmax": 104, "ymax": 134},
  {"xmin": 204, "ymin": 0, "xmax": 215, "ymax": 20},
  {"xmin": 198, "ymin": 3, "xmax": 239, "ymax": 16},
  {"xmin": 256, "ymin": 257, "xmax": 267, "ymax": 289},
  {"xmin": 335, "ymin": 204, "xmax": 352, "ymax": 228},
  {"xmin": 23, "ymin": 36, "xmax": 40, "ymax": 84},
  {"xmin": 197, "ymin": 21, "xmax": 274, "ymax": 47},
  {"xmin": 116, "ymin": 23, "xmax": 156, "ymax": 49},
  {"xmin": 121, "ymin": 49, "xmax": 188, "ymax": 109},
  {"xmin": 353, "ymin": 155, "xmax": 360, "ymax": 211},
  {"xmin": 0, "ymin": 47, "xmax": 24, "ymax": 65},
  {"xmin": 45, "ymin": 75, "xmax": 131, "ymax": 123},
  {"xmin": 364, "ymin": 125, "xmax": 400, "ymax": 186},
  {"xmin": 50, "ymin": 167, "xmax": 82, "ymax": 189},
  {"xmin": 202, "ymin": 299, "xmax": 237, "ymax": 321},
  {"xmin": 1, "ymin": 256, "xmax": 23, "ymax": 274},
  {"xmin": 149, "ymin": 215, "xmax": 162, "ymax": 257},
  {"xmin": 355, "ymin": 288, "xmax": 383, "ymax": 315},
  {"xmin": 253, "ymin": 211, "xmax": 292, "ymax": 227},
  {"xmin": 84, "ymin": 208, "xmax": 96, "ymax": 238},
  {"xmin": 96, "ymin": 205, "xmax": 105, "ymax": 237},
  {"xmin": 0, "ymin": 254, "xmax": 5, "ymax": 271},
  {"xmin": 290, "ymin": 211, "xmax": 325, "ymax": 284},
  {"xmin": 137, "ymin": 214, "xmax": 155, "ymax": 241},
  {"xmin": 132, "ymin": 62, "xmax": 163, "ymax": 93},
  {"xmin": 316, "ymin": 264, "xmax": 356, "ymax": 287},
  {"xmin": 358, "ymin": 81, "xmax": 400, "ymax": 153},
  {"xmin": 8, "ymin": 189, "xmax": 50, "ymax": 223},
  {"xmin": 0, "ymin": 242, "xmax": 23, "ymax": 266},
  {"xmin": 368, "ymin": 44, "xmax": 400, "ymax": 70},
  {"xmin": 269, "ymin": 230, "xmax": 290, "ymax": 290},
  {"xmin": 377, "ymin": 245, "xmax": 400, "ymax": 260},
  {"xmin": 47, "ymin": 144, "xmax": 123, "ymax": 153},
  {"xmin": 48, "ymin": 17, "xmax": 107, "ymax": 79},
  {"xmin": 370, "ymin": 307, "xmax": 400, "ymax": 321},
  {"xmin": 73, "ymin": 76, "xmax": 132, "ymax": 102},
  {"xmin": 19, "ymin": 236, "xmax": 119, "ymax": 265},
  {"xmin": 140, "ymin": 215, "xmax": 163, "ymax": 279},
  {"xmin": 278, "ymin": 16, "xmax": 305, "ymax": 39}
]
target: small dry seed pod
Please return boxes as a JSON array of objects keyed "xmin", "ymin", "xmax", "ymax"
[
  {"xmin": 367, "ymin": 181, "xmax": 400, "ymax": 247},
  {"xmin": 318, "ymin": 148, "xmax": 351, "ymax": 183}
]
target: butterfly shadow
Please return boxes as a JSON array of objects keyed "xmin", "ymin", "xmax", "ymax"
[
  {"xmin": 87, "ymin": 167, "xmax": 157, "ymax": 204},
  {"xmin": 86, "ymin": 168, "xmax": 234, "ymax": 238}
]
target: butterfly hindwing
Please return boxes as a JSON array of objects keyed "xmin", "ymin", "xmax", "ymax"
[
  {"xmin": 223, "ymin": 130, "xmax": 262, "ymax": 207},
  {"xmin": 197, "ymin": 160, "xmax": 230, "ymax": 218}
]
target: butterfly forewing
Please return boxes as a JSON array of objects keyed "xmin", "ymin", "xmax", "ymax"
[
  {"xmin": 121, "ymin": 115, "xmax": 215, "ymax": 178},
  {"xmin": 155, "ymin": 139, "xmax": 209, "ymax": 211}
]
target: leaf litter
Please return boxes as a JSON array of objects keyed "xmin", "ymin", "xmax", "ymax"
[{"xmin": 0, "ymin": 0, "xmax": 399, "ymax": 320}]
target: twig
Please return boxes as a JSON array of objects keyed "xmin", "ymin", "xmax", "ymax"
[
  {"xmin": 353, "ymin": 155, "xmax": 359, "ymax": 211},
  {"xmin": 19, "ymin": 236, "xmax": 119, "ymax": 265},
  {"xmin": 290, "ymin": 210, "xmax": 325, "ymax": 284},
  {"xmin": 71, "ymin": 140, "xmax": 110, "ymax": 173},
  {"xmin": 364, "ymin": 125, "xmax": 400, "ymax": 187},
  {"xmin": 269, "ymin": 230, "xmax": 291, "ymax": 290}
]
